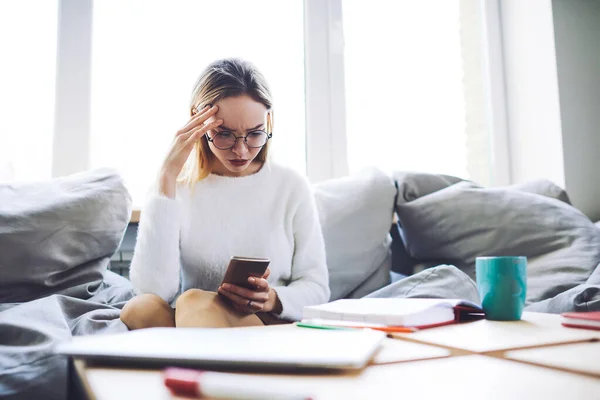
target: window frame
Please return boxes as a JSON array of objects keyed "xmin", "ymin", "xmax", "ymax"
[
  {"xmin": 53, "ymin": 0, "xmax": 93, "ymax": 178},
  {"xmin": 51, "ymin": 0, "xmax": 509, "ymax": 186},
  {"xmin": 481, "ymin": 0, "xmax": 511, "ymax": 186},
  {"xmin": 304, "ymin": 0, "xmax": 348, "ymax": 183}
]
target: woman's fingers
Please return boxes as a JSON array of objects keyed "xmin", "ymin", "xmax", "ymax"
[
  {"xmin": 247, "ymin": 276, "xmax": 269, "ymax": 292},
  {"xmin": 183, "ymin": 119, "xmax": 223, "ymax": 145},
  {"xmin": 183, "ymin": 106, "xmax": 218, "ymax": 133},
  {"xmin": 177, "ymin": 105, "xmax": 219, "ymax": 136},
  {"xmin": 262, "ymin": 267, "xmax": 271, "ymax": 280},
  {"xmin": 218, "ymin": 287, "xmax": 264, "ymax": 312},
  {"xmin": 192, "ymin": 104, "xmax": 209, "ymax": 117},
  {"xmin": 159, "ymin": 107, "xmax": 220, "ymax": 184},
  {"xmin": 219, "ymin": 284, "xmax": 269, "ymax": 302}
]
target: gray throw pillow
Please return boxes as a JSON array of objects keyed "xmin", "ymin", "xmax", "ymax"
[
  {"xmin": 508, "ymin": 179, "xmax": 571, "ymax": 205},
  {"xmin": 314, "ymin": 167, "xmax": 397, "ymax": 300},
  {"xmin": 393, "ymin": 171, "xmax": 466, "ymax": 203},
  {"xmin": 391, "ymin": 174, "xmax": 578, "ymax": 276},
  {"xmin": 390, "ymin": 172, "xmax": 467, "ymax": 276},
  {"xmin": 0, "ymin": 169, "xmax": 132, "ymax": 303},
  {"xmin": 395, "ymin": 181, "xmax": 600, "ymax": 305}
]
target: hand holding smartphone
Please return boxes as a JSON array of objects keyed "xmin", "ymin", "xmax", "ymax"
[{"xmin": 221, "ymin": 256, "xmax": 270, "ymax": 290}]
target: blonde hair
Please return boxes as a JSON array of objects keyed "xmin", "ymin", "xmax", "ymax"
[{"xmin": 179, "ymin": 58, "xmax": 274, "ymax": 186}]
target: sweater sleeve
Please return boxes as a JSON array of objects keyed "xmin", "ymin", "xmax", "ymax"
[
  {"xmin": 129, "ymin": 193, "xmax": 182, "ymax": 302},
  {"xmin": 272, "ymin": 179, "xmax": 330, "ymax": 321}
]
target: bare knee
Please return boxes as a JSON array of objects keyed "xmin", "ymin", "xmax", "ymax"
[
  {"xmin": 175, "ymin": 289, "xmax": 228, "ymax": 328},
  {"xmin": 175, "ymin": 289, "xmax": 261, "ymax": 328},
  {"xmin": 175, "ymin": 289, "xmax": 217, "ymax": 310},
  {"xmin": 121, "ymin": 293, "xmax": 175, "ymax": 330}
]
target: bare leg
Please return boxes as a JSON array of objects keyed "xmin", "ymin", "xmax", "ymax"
[
  {"xmin": 175, "ymin": 289, "xmax": 264, "ymax": 328},
  {"xmin": 120, "ymin": 293, "xmax": 175, "ymax": 330}
]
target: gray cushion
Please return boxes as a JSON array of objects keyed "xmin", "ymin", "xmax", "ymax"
[
  {"xmin": 394, "ymin": 173, "xmax": 572, "ymax": 206},
  {"xmin": 314, "ymin": 168, "xmax": 396, "ymax": 300},
  {"xmin": 0, "ymin": 169, "xmax": 132, "ymax": 303},
  {"xmin": 525, "ymin": 283, "xmax": 600, "ymax": 313},
  {"xmin": 395, "ymin": 180, "xmax": 600, "ymax": 306},
  {"xmin": 344, "ymin": 251, "xmax": 392, "ymax": 299},
  {"xmin": 509, "ymin": 179, "xmax": 571, "ymax": 205},
  {"xmin": 393, "ymin": 171, "xmax": 466, "ymax": 203},
  {"xmin": 391, "ymin": 175, "xmax": 574, "ymax": 277},
  {"xmin": 366, "ymin": 264, "xmax": 480, "ymax": 302}
]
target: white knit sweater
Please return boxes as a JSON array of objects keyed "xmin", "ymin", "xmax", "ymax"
[{"xmin": 129, "ymin": 161, "xmax": 330, "ymax": 321}]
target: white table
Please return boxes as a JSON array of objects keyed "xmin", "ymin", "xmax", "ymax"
[{"xmin": 72, "ymin": 312, "xmax": 600, "ymax": 400}]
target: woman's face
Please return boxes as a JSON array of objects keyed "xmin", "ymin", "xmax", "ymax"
[{"xmin": 205, "ymin": 95, "xmax": 269, "ymax": 177}]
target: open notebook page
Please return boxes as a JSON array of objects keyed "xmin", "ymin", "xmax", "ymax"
[{"xmin": 303, "ymin": 298, "xmax": 481, "ymax": 327}]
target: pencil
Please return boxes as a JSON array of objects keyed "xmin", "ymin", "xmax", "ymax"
[{"xmin": 367, "ymin": 325, "xmax": 419, "ymax": 334}]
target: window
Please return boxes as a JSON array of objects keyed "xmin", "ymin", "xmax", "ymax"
[
  {"xmin": 342, "ymin": 0, "xmax": 474, "ymax": 180},
  {"xmin": 90, "ymin": 0, "xmax": 306, "ymax": 206},
  {"xmin": 0, "ymin": 0, "xmax": 58, "ymax": 182},
  {"xmin": 1, "ymin": 0, "xmax": 500, "ymax": 200}
]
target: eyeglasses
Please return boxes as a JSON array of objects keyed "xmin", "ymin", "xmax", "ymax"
[{"xmin": 206, "ymin": 130, "xmax": 272, "ymax": 150}]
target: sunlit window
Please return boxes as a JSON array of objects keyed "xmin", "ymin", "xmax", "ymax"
[
  {"xmin": 343, "ymin": 0, "xmax": 468, "ymax": 178},
  {"xmin": 90, "ymin": 0, "xmax": 306, "ymax": 206},
  {"xmin": 0, "ymin": 0, "xmax": 58, "ymax": 182}
]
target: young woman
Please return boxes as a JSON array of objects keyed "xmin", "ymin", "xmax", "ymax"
[{"xmin": 120, "ymin": 58, "xmax": 330, "ymax": 329}]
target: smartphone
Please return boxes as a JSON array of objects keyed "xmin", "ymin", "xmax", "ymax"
[{"xmin": 221, "ymin": 256, "xmax": 270, "ymax": 290}]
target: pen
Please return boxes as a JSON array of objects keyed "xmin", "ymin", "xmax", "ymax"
[
  {"xmin": 297, "ymin": 319, "xmax": 418, "ymax": 333},
  {"xmin": 163, "ymin": 367, "xmax": 314, "ymax": 400},
  {"xmin": 295, "ymin": 322, "xmax": 353, "ymax": 330}
]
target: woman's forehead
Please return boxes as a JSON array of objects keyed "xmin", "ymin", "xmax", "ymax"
[{"xmin": 212, "ymin": 95, "xmax": 267, "ymax": 127}]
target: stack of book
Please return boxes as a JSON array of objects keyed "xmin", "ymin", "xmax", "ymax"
[{"xmin": 561, "ymin": 312, "xmax": 600, "ymax": 331}]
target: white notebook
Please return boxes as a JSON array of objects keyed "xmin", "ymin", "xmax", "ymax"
[
  {"xmin": 54, "ymin": 326, "xmax": 385, "ymax": 370},
  {"xmin": 303, "ymin": 298, "xmax": 483, "ymax": 328}
]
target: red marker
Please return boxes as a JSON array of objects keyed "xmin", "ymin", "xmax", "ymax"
[{"xmin": 163, "ymin": 367, "xmax": 314, "ymax": 400}]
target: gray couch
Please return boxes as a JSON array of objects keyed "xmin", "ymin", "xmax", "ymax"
[{"xmin": 1, "ymin": 167, "xmax": 600, "ymax": 399}]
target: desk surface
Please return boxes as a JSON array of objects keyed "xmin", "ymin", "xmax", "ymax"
[
  {"xmin": 74, "ymin": 312, "xmax": 600, "ymax": 400},
  {"xmin": 391, "ymin": 312, "xmax": 600, "ymax": 352},
  {"xmin": 78, "ymin": 354, "xmax": 600, "ymax": 400},
  {"xmin": 505, "ymin": 340, "xmax": 600, "ymax": 377}
]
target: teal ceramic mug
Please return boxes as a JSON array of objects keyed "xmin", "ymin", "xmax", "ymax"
[{"xmin": 475, "ymin": 256, "xmax": 527, "ymax": 321}]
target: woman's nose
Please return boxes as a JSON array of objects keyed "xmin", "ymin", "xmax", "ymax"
[{"xmin": 231, "ymin": 137, "xmax": 249, "ymax": 155}]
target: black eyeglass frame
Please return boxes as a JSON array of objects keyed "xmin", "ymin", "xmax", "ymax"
[{"xmin": 205, "ymin": 131, "xmax": 273, "ymax": 150}]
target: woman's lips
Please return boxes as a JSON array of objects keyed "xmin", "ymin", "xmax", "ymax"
[{"xmin": 228, "ymin": 160, "xmax": 249, "ymax": 167}]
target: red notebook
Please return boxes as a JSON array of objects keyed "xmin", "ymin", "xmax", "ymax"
[{"xmin": 561, "ymin": 311, "xmax": 600, "ymax": 331}]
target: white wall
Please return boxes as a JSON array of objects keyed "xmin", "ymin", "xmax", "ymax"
[
  {"xmin": 500, "ymin": 0, "xmax": 600, "ymax": 221},
  {"xmin": 500, "ymin": 0, "xmax": 565, "ymax": 188},
  {"xmin": 552, "ymin": 0, "xmax": 600, "ymax": 222}
]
